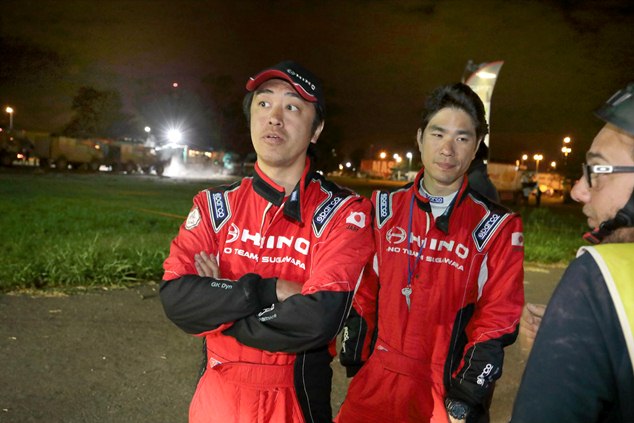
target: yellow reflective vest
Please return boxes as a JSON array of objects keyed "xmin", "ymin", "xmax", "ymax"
[{"xmin": 579, "ymin": 243, "xmax": 634, "ymax": 373}]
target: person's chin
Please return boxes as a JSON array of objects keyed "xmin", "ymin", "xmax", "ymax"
[{"xmin": 587, "ymin": 217, "xmax": 597, "ymax": 229}]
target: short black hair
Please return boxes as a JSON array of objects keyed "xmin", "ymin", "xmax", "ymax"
[
  {"xmin": 419, "ymin": 83, "xmax": 489, "ymax": 141},
  {"xmin": 242, "ymin": 91, "xmax": 325, "ymax": 135}
]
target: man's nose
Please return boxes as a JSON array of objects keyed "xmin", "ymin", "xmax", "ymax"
[
  {"xmin": 439, "ymin": 139, "xmax": 455, "ymax": 155},
  {"xmin": 268, "ymin": 105, "xmax": 283, "ymax": 126},
  {"xmin": 570, "ymin": 178, "xmax": 590, "ymax": 204}
]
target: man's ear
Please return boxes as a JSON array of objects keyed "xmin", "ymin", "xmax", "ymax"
[
  {"xmin": 310, "ymin": 121, "xmax": 325, "ymax": 144},
  {"xmin": 473, "ymin": 137, "xmax": 483, "ymax": 160},
  {"xmin": 416, "ymin": 128, "xmax": 423, "ymax": 146}
]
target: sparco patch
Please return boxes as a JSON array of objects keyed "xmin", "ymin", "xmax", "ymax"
[
  {"xmin": 472, "ymin": 211, "xmax": 508, "ymax": 251},
  {"xmin": 376, "ymin": 191, "xmax": 393, "ymax": 229},
  {"xmin": 312, "ymin": 194, "xmax": 350, "ymax": 237},
  {"xmin": 206, "ymin": 190, "xmax": 231, "ymax": 232}
]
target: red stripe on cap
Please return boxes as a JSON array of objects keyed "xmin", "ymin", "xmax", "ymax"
[{"xmin": 246, "ymin": 70, "xmax": 317, "ymax": 103}]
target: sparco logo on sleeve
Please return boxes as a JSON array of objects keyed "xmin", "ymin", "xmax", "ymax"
[
  {"xmin": 312, "ymin": 194, "xmax": 351, "ymax": 237},
  {"xmin": 207, "ymin": 190, "xmax": 231, "ymax": 232},
  {"xmin": 472, "ymin": 211, "xmax": 508, "ymax": 251},
  {"xmin": 376, "ymin": 191, "xmax": 392, "ymax": 229}
]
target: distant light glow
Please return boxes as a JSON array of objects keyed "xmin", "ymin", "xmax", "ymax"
[
  {"xmin": 172, "ymin": 82, "xmax": 179, "ymax": 88},
  {"xmin": 476, "ymin": 71, "xmax": 497, "ymax": 79},
  {"xmin": 167, "ymin": 128, "xmax": 183, "ymax": 143}
]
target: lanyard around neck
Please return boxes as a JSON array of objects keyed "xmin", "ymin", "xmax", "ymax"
[{"xmin": 406, "ymin": 194, "xmax": 427, "ymax": 290}]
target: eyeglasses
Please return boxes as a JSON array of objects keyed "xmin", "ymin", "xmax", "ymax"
[{"xmin": 582, "ymin": 163, "xmax": 634, "ymax": 187}]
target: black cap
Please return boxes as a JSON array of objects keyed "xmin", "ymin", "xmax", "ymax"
[
  {"xmin": 594, "ymin": 82, "xmax": 634, "ymax": 136},
  {"xmin": 246, "ymin": 60, "xmax": 325, "ymax": 112}
]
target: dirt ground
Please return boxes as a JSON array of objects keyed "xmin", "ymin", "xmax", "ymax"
[{"xmin": 0, "ymin": 264, "xmax": 563, "ymax": 423}]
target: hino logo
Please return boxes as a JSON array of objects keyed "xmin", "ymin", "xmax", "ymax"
[
  {"xmin": 230, "ymin": 227, "xmax": 310, "ymax": 255},
  {"xmin": 226, "ymin": 223, "xmax": 239, "ymax": 244},
  {"xmin": 385, "ymin": 227, "xmax": 470, "ymax": 260},
  {"xmin": 286, "ymin": 68, "xmax": 316, "ymax": 90},
  {"xmin": 386, "ymin": 227, "xmax": 407, "ymax": 244}
]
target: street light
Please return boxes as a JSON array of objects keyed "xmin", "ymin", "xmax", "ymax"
[
  {"xmin": 406, "ymin": 151, "xmax": 413, "ymax": 171},
  {"xmin": 521, "ymin": 154, "xmax": 528, "ymax": 167},
  {"xmin": 550, "ymin": 161, "xmax": 557, "ymax": 169},
  {"xmin": 379, "ymin": 151, "xmax": 387, "ymax": 160},
  {"xmin": 533, "ymin": 154, "xmax": 543, "ymax": 177},
  {"xmin": 5, "ymin": 106, "xmax": 14, "ymax": 131},
  {"xmin": 561, "ymin": 146, "xmax": 572, "ymax": 158},
  {"xmin": 561, "ymin": 137, "xmax": 572, "ymax": 168}
]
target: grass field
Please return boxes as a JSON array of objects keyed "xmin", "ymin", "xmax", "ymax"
[{"xmin": 0, "ymin": 169, "xmax": 587, "ymax": 292}]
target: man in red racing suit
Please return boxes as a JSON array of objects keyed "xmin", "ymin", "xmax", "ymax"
[
  {"xmin": 160, "ymin": 61, "xmax": 373, "ymax": 423},
  {"xmin": 337, "ymin": 83, "xmax": 524, "ymax": 423}
]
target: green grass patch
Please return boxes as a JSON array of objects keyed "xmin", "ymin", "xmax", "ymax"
[
  {"xmin": 0, "ymin": 170, "xmax": 236, "ymax": 292},
  {"xmin": 0, "ymin": 171, "xmax": 587, "ymax": 292}
]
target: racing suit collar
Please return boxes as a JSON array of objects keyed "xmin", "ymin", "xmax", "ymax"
[
  {"xmin": 412, "ymin": 168, "xmax": 469, "ymax": 234},
  {"xmin": 252, "ymin": 158, "xmax": 313, "ymax": 223}
]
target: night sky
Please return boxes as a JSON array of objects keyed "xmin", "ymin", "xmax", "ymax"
[{"xmin": 1, "ymin": 0, "xmax": 633, "ymax": 166}]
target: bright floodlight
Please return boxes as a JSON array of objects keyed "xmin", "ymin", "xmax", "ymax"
[
  {"xmin": 476, "ymin": 71, "xmax": 497, "ymax": 79},
  {"xmin": 144, "ymin": 126, "xmax": 151, "ymax": 133},
  {"xmin": 167, "ymin": 128, "xmax": 183, "ymax": 143},
  {"xmin": 345, "ymin": 162, "xmax": 352, "ymax": 168}
]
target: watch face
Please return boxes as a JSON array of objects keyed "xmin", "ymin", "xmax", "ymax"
[{"xmin": 446, "ymin": 400, "xmax": 470, "ymax": 420}]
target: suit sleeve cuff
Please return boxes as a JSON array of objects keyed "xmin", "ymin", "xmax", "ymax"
[{"xmin": 256, "ymin": 277, "xmax": 279, "ymax": 306}]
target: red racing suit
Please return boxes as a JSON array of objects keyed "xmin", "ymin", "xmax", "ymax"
[
  {"xmin": 160, "ymin": 160, "xmax": 373, "ymax": 423},
  {"xmin": 337, "ymin": 170, "xmax": 524, "ymax": 423}
]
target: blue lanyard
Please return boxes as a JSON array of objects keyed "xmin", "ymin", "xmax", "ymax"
[{"xmin": 406, "ymin": 194, "xmax": 426, "ymax": 289}]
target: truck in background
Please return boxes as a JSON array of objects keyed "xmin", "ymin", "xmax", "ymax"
[
  {"xmin": 487, "ymin": 161, "xmax": 525, "ymax": 203},
  {"xmin": 32, "ymin": 135, "xmax": 166, "ymax": 175},
  {"xmin": 34, "ymin": 135, "xmax": 103, "ymax": 170},
  {"xmin": 99, "ymin": 138, "xmax": 166, "ymax": 175},
  {"xmin": 0, "ymin": 129, "xmax": 35, "ymax": 166}
]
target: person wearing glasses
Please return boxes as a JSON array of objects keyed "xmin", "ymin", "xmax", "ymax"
[{"xmin": 511, "ymin": 83, "xmax": 634, "ymax": 423}]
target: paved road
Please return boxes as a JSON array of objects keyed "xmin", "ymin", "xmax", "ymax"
[{"xmin": 0, "ymin": 264, "xmax": 564, "ymax": 423}]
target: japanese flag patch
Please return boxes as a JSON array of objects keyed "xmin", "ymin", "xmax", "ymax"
[
  {"xmin": 511, "ymin": 232, "xmax": 524, "ymax": 247},
  {"xmin": 346, "ymin": 211, "xmax": 366, "ymax": 228}
]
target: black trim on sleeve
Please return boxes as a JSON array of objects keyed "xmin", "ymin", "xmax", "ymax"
[
  {"xmin": 159, "ymin": 273, "xmax": 276, "ymax": 334},
  {"xmin": 223, "ymin": 290, "xmax": 352, "ymax": 353},
  {"xmin": 339, "ymin": 307, "xmax": 368, "ymax": 377},
  {"xmin": 294, "ymin": 346, "xmax": 334, "ymax": 423}
]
